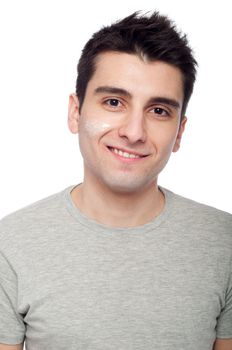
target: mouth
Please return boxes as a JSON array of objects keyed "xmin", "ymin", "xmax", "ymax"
[{"xmin": 107, "ymin": 146, "xmax": 149, "ymax": 160}]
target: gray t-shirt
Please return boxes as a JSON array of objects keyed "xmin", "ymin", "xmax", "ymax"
[{"xmin": 0, "ymin": 184, "xmax": 232, "ymax": 350}]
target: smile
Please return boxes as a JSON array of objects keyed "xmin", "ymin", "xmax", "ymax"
[{"xmin": 108, "ymin": 147, "xmax": 147, "ymax": 159}]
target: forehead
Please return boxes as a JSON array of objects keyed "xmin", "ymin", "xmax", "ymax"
[{"xmin": 86, "ymin": 51, "xmax": 184, "ymax": 103}]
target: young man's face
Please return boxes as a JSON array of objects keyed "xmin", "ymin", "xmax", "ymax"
[{"xmin": 68, "ymin": 51, "xmax": 187, "ymax": 194}]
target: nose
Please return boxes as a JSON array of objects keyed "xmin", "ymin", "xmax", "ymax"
[{"xmin": 118, "ymin": 110, "xmax": 147, "ymax": 144}]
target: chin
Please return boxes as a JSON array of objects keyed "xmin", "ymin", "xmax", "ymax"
[{"xmin": 101, "ymin": 175, "xmax": 156, "ymax": 194}]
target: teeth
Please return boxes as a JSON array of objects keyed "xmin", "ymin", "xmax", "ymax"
[{"xmin": 112, "ymin": 148, "xmax": 140, "ymax": 159}]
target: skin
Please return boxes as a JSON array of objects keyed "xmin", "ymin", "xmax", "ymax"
[
  {"xmin": 0, "ymin": 345, "xmax": 23, "ymax": 350},
  {"xmin": 213, "ymin": 339, "xmax": 232, "ymax": 350},
  {"xmin": 68, "ymin": 51, "xmax": 187, "ymax": 227}
]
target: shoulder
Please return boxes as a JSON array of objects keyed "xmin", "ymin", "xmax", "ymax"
[
  {"xmin": 163, "ymin": 186, "xmax": 232, "ymax": 221},
  {"xmin": 0, "ymin": 185, "xmax": 73, "ymax": 244},
  {"xmin": 162, "ymin": 186, "xmax": 232, "ymax": 235}
]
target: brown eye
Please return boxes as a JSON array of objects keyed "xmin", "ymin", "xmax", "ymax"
[
  {"xmin": 154, "ymin": 107, "xmax": 168, "ymax": 115},
  {"xmin": 106, "ymin": 99, "xmax": 120, "ymax": 107}
]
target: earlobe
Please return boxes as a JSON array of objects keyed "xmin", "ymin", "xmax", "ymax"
[
  {"xmin": 68, "ymin": 93, "xmax": 80, "ymax": 134},
  {"xmin": 172, "ymin": 116, "xmax": 187, "ymax": 153}
]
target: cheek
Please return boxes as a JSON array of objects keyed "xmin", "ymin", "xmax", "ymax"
[
  {"xmin": 151, "ymin": 126, "xmax": 179, "ymax": 154},
  {"xmin": 81, "ymin": 119, "xmax": 112, "ymax": 137},
  {"xmin": 78, "ymin": 119, "xmax": 112, "ymax": 159}
]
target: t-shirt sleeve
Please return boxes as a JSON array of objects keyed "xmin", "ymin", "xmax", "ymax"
[
  {"xmin": 216, "ymin": 256, "xmax": 232, "ymax": 338},
  {"xmin": 0, "ymin": 250, "xmax": 26, "ymax": 345}
]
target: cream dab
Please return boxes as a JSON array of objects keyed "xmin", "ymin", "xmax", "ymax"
[{"xmin": 83, "ymin": 120, "xmax": 111, "ymax": 136}]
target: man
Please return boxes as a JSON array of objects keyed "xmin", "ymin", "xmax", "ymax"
[{"xmin": 0, "ymin": 11, "xmax": 231, "ymax": 350}]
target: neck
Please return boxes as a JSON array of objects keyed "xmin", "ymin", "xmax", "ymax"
[{"xmin": 71, "ymin": 176, "xmax": 165, "ymax": 228}]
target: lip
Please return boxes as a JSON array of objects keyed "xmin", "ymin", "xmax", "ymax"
[
  {"xmin": 107, "ymin": 146, "xmax": 148, "ymax": 157},
  {"xmin": 106, "ymin": 146, "xmax": 149, "ymax": 163}
]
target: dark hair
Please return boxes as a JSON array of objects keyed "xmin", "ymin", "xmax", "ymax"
[{"xmin": 76, "ymin": 11, "xmax": 198, "ymax": 117}]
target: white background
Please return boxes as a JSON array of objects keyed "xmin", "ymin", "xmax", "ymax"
[{"xmin": 0, "ymin": 0, "xmax": 231, "ymax": 219}]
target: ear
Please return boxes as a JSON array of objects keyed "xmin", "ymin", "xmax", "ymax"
[
  {"xmin": 172, "ymin": 116, "xmax": 187, "ymax": 153},
  {"xmin": 68, "ymin": 93, "xmax": 81, "ymax": 134}
]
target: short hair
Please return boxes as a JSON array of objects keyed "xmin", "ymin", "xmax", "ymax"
[{"xmin": 76, "ymin": 11, "xmax": 198, "ymax": 117}]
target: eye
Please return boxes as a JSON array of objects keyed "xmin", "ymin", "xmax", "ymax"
[
  {"xmin": 104, "ymin": 98, "xmax": 121, "ymax": 107},
  {"xmin": 152, "ymin": 107, "xmax": 169, "ymax": 117}
]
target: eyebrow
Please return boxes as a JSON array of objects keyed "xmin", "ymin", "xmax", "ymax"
[
  {"xmin": 94, "ymin": 86, "xmax": 132, "ymax": 99},
  {"xmin": 94, "ymin": 85, "xmax": 181, "ymax": 110}
]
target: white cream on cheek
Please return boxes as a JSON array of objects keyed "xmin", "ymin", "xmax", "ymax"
[{"xmin": 82, "ymin": 120, "xmax": 111, "ymax": 136}]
